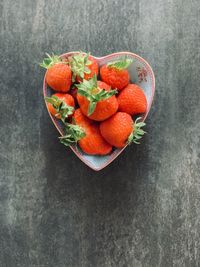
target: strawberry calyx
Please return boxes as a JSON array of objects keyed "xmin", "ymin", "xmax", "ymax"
[
  {"xmin": 40, "ymin": 53, "xmax": 65, "ymax": 69},
  {"xmin": 45, "ymin": 95, "xmax": 74, "ymax": 123},
  {"xmin": 127, "ymin": 117, "xmax": 146, "ymax": 144},
  {"xmin": 59, "ymin": 123, "xmax": 86, "ymax": 146},
  {"xmin": 107, "ymin": 58, "xmax": 133, "ymax": 70},
  {"xmin": 69, "ymin": 52, "xmax": 92, "ymax": 82},
  {"xmin": 76, "ymin": 75, "xmax": 117, "ymax": 115}
]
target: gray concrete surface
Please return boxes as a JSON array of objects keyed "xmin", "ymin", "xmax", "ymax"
[{"xmin": 0, "ymin": 0, "xmax": 200, "ymax": 266}]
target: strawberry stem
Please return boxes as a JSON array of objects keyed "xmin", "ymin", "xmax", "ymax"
[
  {"xmin": 88, "ymin": 102, "xmax": 97, "ymax": 116},
  {"xmin": 59, "ymin": 123, "xmax": 86, "ymax": 146},
  {"xmin": 127, "ymin": 117, "xmax": 146, "ymax": 144},
  {"xmin": 76, "ymin": 75, "xmax": 117, "ymax": 115},
  {"xmin": 107, "ymin": 58, "xmax": 133, "ymax": 70},
  {"xmin": 45, "ymin": 96, "xmax": 74, "ymax": 123},
  {"xmin": 69, "ymin": 52, "xmax": 92, "ymax": 82},
  {"xmin": 40, "ymin": 53, "xmax": 63, "ymax": 69}
]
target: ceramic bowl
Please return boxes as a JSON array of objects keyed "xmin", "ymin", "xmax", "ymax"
[{"xmin": 43, "ymin": 51, "xmax": 155, "ymax": 171}]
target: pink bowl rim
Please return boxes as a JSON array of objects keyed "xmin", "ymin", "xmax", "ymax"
[{"xmin": 43, "ymin": 51, "xmax": 155, "ymax": 171}]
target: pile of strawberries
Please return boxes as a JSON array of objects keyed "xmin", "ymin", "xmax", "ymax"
[{"xmin": 40, "ymin": 52, "xmax": 147, "ymax": 155}]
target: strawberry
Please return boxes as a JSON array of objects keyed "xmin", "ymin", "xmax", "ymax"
[
  {"xmin": 69, "ymin": 52, "xmax": 98, "ymax": 82},
  {"xmin": 100, "ymin": 112, "xmax": 146, "ymax": 148},
  {"xmin": 100, "ymin": 58, "xmax": 133, "ymax": 90},
  {"xmin": 117, "ymin": 84, "xmax": 147, "ymax": 115},
  {"xmin": 60, "ymin": 109, "xmax": 112, "ymax": 155},
  {"xmin": 69, "ymin": 86, "xmax": 78, "ymax": 103},
  {"xmin": 45, "ymin": 93, "xmax": 75, "ymax": 122},
  {"xmin": 76, "ymin": 75, "xmax": 118, "ymax": 121},
  {"xmin": 40, "ymin": 54, "xmax": 72, "ymax": 92}
]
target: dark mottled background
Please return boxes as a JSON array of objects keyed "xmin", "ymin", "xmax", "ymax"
[{"xmin": 0, "ymin": 0, "xmax": 200, "ymax": 266}]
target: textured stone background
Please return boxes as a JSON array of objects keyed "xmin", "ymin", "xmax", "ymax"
[{"xmin": 0, "ymin": 0, "xmax": 200, "ymax": 266}]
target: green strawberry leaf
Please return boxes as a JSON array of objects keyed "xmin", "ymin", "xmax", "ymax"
[
  {"xmin": 40, "ymin": 53, "xmax": 62, "ymax": 69},
  {"xmin": 107, "ymin": 58, "xmax": 133, "ymax": 70},
  {"xmin": 45, "ymin": 95, "xmax": 74, "ymax": 123},
  {"xmin": 59, "ymin": 123, "xmax": 86, "ymax": 146},
  {"xmin": 76, "ymin": 75, "xmax": 117, "ymax": 115},
  {"xmin": 127, "ymin": 117, "xmax": 146, "ymax": 145},
  {"xmin": 69, "ymin": 52, "xmax": 92, "ymax": 81},
  {"xmin": 45, "ymin": 96, "xmax": 58, "ymax": 106},
  {"xmin": 88, "ymin": 101, "xmax": 97, "ymax": 116}
]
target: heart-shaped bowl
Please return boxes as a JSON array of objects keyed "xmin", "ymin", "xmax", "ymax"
[{"xmin": 43, "ymin": 51, "xmax": 155, "ymax": 171}]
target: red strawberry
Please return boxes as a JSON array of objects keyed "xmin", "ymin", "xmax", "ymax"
[
  {"xmin": 100, "ymin": 58, "xmax": 133, "ymax": 90},
  {"xmin": 69, "ymin": 86, "xmax": 78, "ymax": 106},
  {"xmin": 40, "ymin": 54, "xmax": 72, "ymax": 92},
  {"xmin": 117, "ymin": 84, "xmax": 147, "ymax": 115},
  {"xmin": 45, "ymin": 93, "xmax": 74, "ymax": 122},
  {"xmin": 69, "ymin": 52, "xmax": 98, "ymax": 82},
  {"xmin": 76, "ymin": 75, "xmax": 118, "ymax": 121},
  {"xmin": 60, "ymin": 109, "xmax": 112, "ymax": 155},
  {"xmin": 69, "ymin": 86, "xmax": 78, "ymax": 101},
  {"xmin": 100, "ymin": 112, "xmax": 146, "ymax": 148}
]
